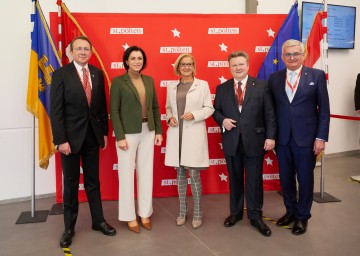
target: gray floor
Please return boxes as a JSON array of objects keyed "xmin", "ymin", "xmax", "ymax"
[{"xmin": 1, "ymin": 155, "xmax": 360, "ymax": 256}]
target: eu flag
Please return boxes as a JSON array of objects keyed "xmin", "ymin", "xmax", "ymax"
[
  {"xmin": 26, "ymin": 0, "xmax": 62, "ymax": 169},
  {"xmin": 257, "ymin": 2, "xmax": 300, "ymax": 80}
]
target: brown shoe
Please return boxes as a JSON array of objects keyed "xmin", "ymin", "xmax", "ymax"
[
  {"xmin": 128, "ymin": 220, "xmax": 140, "ymax": 233},
  {"xmin": 141, "ymin": 218, "xmax": 152, "ymax": 230}
]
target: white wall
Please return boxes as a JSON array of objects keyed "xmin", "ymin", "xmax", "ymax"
[{"xmin": 0, "ymin": 0, "xmax": 358, "ymax": 202}]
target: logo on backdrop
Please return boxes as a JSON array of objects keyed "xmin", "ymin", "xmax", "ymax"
[
  {"xmin": 160, "ymin": 47, "xmax": 192, "ymax": 54},
  {"xmin": 208, "ymin": 61, "xmax": 229, "ymax": 68},
  {"xmin": 255, "ymin": 46, "xmax": 270, "ymax": 53},
  {"xmin": 208, "ymin": 28, "xmax": 240, "ymax": 34},
  {"xmin": 208, "ymin": 127, "xmax": 221, "ymax": 133},
  {"xmin": 209, "ymin": 158, "xmax": 226, "ymax": 165},
  {"xmin": 160, "ymin": 80, "xmax": 178, "ymax": 87},
  {"xmin": 111, "ymin": 62, "xmax": 124, "ymax": 69},
  {"xmin": 110, "ymin": 28, "xmax": 144, "ymax": 34}
]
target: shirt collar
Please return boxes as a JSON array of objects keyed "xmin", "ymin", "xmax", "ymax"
[
  {"xmin": 234, "ymin": 75, "xmax": 248, "ymax": 86},
  {"xmin": 73, "ymin": 61, "xmax": 89, "ymax": 73},
  {"xmin": 286, "ymin": 66, "xmax": 302, "ymax": 76}
]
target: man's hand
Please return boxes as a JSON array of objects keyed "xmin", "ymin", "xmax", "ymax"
[{"xmin": 222, "ymin": 118, "xmax": 237, "ymax": 131}]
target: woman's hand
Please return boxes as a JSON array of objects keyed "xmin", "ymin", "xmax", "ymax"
[
  {"xmin": 117, "ymin": 139, "xmax": 128, "ymax": 150},
  {"xmin": 154, "ymin": 134, "xmax": 163, "ymax": 146},
  {"xmin": 181, "ymin": 112, "xmax": 194, "ymax": 120},
  {"xmin": 169, "ymin": 117, "xmax": 178, "ymax": 127}
]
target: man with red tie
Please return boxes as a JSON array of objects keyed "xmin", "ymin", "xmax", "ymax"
[
  {"xmin": 213, "ymin": 51, "xmax": 276, "ymax": 236},
  {"xmin": 268, "ymin": 39, "xmax": 330, "ymax": 235},
  {"xmin": 50, "ymin": 35, "xmax": 116, "ymax": 247}
]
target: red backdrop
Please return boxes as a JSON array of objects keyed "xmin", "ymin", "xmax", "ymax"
[{"xmin": 50, "ymin": 13, "xmax": 285, "ymax": 203}]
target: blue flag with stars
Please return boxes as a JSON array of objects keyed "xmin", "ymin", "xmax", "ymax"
[{"xmin": 257, "ymin": 2, "xmax": 300, "ymax": 80}]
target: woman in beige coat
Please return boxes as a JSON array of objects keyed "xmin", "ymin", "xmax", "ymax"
[{"xmin": 165, "ymin": 53, "xmax": 214, "ymax": 229}]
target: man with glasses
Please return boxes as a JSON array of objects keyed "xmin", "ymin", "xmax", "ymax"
[
  {"xmin": 268, "ymin": 39, "xmax": 330, "ymax": 235},
  {"xmin": 213, "ymin": 51, "xmax": 276, "ymax": 237},
  {"xmin": 50, "ymin": 35, "xmax": 116, "ymax": 248}
]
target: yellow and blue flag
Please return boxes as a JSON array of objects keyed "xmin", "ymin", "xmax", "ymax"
[
  {"xmin": 257, "ymin": 2, "xmax": 300, "ymax": 80},
  {"xmin": 26, "ymin": 0, "xmax": 62, "ymax": 169}
]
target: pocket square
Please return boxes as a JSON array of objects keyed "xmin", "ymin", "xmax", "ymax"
[{"xmin": 309, "ymin": 82, "xmax": 315, "ymax": 85}]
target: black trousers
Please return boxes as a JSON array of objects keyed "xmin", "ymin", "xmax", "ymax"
[
  {"xmin": 224, "ymin": 135, "xmax": 264, "ymax": 220},
  {"xmin": 61, "ymin": 124, "xmax": 104, "ymax": 230}
]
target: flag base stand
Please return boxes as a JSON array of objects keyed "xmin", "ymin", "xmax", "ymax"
[
  {"xmin": 16, "ymin": 210, "xmax": 49, "ymax": 224},
  {"xmin": 49, "ymin": 203, "xmax": 63, "ymax": 215},
  {"xmin": 313, "ymin": 192, "xmax": 341, "ymax": 203}
]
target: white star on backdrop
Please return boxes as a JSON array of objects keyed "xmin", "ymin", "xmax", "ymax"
[
  {"xmin": 264, "ymin": 156, "xmax": 273, "ymax": 165},
  {"xmin": 219, "ymin": 43, "xmax": 228, "ymax": 52},
  {"xmin": 266, "ymin": 28, "xmax": 275, "ymax": 37},
  {"xmin": 219, "ymin": 76, "xmax": 227, "ymax": 83},
  {"xmin": 171, "ymin": 28, "xmax": 181, "ymax": 38},
  {"xmin": 122, "ymin": 43, "xmax": 129, "ymax": 50},
  {"xmin": 219, "ymin": 173, "xmax": 228, "ymax": 182}
]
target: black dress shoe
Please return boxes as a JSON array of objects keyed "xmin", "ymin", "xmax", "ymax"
[
  {"xmin": 292, "ymin": 219, "xmax": 308, "ymax": 235},
  {"xmin": 250, "ymin": 218, "xmax": 272, "ymax": 237},
  {"xmin": 92, "ymin": 221, "xmax": 116, "ymax": 236},
  {"xmin": 224, "ymin": 214, "xmax": 242, "ymax": 227},
  {"xmin": 59, "ymin": 229, "xmax": 75, "ymax": 248},
  {"xmin": 276, "ymin": 213, "xmax": 295, "ymax": 226}
]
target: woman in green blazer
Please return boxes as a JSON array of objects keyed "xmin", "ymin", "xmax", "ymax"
[{"xmin": 110, "ymin": 46, "xmax": 163, "ymax": 233}]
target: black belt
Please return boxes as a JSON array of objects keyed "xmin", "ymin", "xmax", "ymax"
[{"xmin": 142, "ymin": 117, "xmax": 148, "ymax": 123}]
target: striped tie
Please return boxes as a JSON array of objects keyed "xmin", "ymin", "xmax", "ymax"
[{"xmin": 82, "ymin": 68, "xmax": 91, "ymax": 106}]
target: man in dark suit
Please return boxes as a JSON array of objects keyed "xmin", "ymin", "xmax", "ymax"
[
  {"xmin": 213, "ymin": 51, "xmax": 276, "ymax": 237},
  {"xmin": 355, "ymin": 73, "xmax": 360, "ymax": 113},
  {"xmin": 50, "ymin": 35, "xmax": 116, "ymax": 248},
  {"xmin": 268, "ymin": 39, "xmax": 330, "ymax": 235}
]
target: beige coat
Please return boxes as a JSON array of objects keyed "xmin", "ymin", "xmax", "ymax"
[{"xmin": 165, "ymin": 78, "xmax": 214, "ymax": 168}]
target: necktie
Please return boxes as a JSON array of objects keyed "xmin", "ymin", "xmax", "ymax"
[
  {"xmin": 82, "ymin": 68, "xmax": 91, "ymax": 106},
  {"xmin": 289, "ymin": 71, "xmax": 297, "ymax": 85},
  {"xmin": 286, "ymin": 71, "xmax": 296, "ymax": 100},
  {"xmin": 237, "ymin": 82, "xmax": 243, "ymax": 106}
]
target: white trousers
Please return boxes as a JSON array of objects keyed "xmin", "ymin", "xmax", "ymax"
[{"xmin": 116, "ymin": 123, "xmax": 155, "ymax": 221}]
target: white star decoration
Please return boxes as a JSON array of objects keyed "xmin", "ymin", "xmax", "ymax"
[
  {"xmin": 122, "ymin": 43, "xmax": 129, "ymax": 50},
  {"xmin": 219, "ymin": 173, "xmax": 228, "ymax": 182},
  {"xmin": 264, "ymin": 156, "xmax": 273, "ymax": 166},
  {"xmin": 266, "ymin": 28, "xmax": 275, "ymax": 37},
  {"xmin": 219, "ymin": 43, "xmax": 228, "ymax": 52},
  {"xmin": 171, "ymin": 28, "xmax": 181, "ymax": 38},
  {"xmin": 219, "ymin": 76, "xmax": 227, "ymax": 84}
]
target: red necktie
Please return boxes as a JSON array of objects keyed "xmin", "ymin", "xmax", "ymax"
[
  {"xmin": 236, "ymin": 82, "xmax": 243, "ymax": 106},
  {"xmin": 82, "ymin": 68, "xmax": 91, "ymax": 106}
]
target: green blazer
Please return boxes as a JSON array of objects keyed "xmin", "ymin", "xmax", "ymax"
[{"xmin": 110, "ymin": 73, "xmax": 163, "ymax": 141}]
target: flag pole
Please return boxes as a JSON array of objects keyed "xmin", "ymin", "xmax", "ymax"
[
  {"xmin": 313, "ymin": 0, "xmax": 340, "ymax": 203},
  {"xmin": 49, "ymin": 0, "xmax": 65, "ymax": 216},
  {"xmin": 16, "ymin": 0, "xmax": 50, "ymax": 224}
]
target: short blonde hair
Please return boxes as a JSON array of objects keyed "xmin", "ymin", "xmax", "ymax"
[
  {"xmin": 282, "ymin": 39, "xmax": 305, "ymax": 53},
  {"xmin": 173, "ymin": 53, "xmax": 196, "ymax": 76}
]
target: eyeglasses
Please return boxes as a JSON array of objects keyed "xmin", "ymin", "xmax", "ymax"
[
  {"xmin": 282, "ymin": 52, "xmax": 303, "ymax": 59},
  {"xmin": 179, "ymin": 63, "xmax": 194, "ymax": 68},
  {"xmin": 74, "ymin": 47, "xmax": 91, "ymax": 52}
]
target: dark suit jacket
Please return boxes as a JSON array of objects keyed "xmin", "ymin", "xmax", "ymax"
[
  {"xmin": 50, "ymin": 62, "xmax": 108, "ymax": 152},
  {"xmin": 268, "ymin": 66, "xmax": 330, "ymax": 147},
  {"xmin": 110, "ymin": 73, "xmax": 162, "ymax": 141},
  {"xmin": 213, "ymin": 76, "xmax": 276, "ymax": 157},
  {"xmin": 355, "ymin": 73, "xmax": 360, "ymax": 111}
]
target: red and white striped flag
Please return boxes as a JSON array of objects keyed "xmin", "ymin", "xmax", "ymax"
[{"xmin": 304, "ymin": 11, "xmax": 326, "ymax": 70}]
